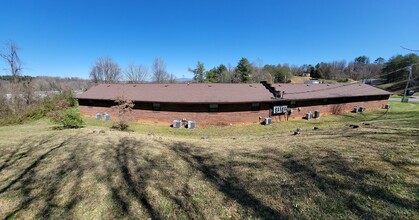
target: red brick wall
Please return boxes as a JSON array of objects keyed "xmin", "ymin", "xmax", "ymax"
[
  {"xmin": 272, "ymin": 99, "xmax": 389, "ymax": 121},
  {"xmin": 79, "ymin": 99, "xmax": 388, "ymax": 125},
  {"xmin": 79, "ymin": 106, "xmax": 270, "ymax": 125}
]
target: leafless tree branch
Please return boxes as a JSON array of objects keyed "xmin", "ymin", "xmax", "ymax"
[
  {"xmin": 125, "ymin": 64, "xmax": 149, "ymax": 83},
  {"xmin": 152, "ymin": 57, "xmax": 169, "ymax": 83},
  {"xmin": 0, "ymin": 41, "xmax": 22, "ymax": 83},
  {"xmin": 89, "ymin": 56, "xmax": 121, "ymax": 84}
]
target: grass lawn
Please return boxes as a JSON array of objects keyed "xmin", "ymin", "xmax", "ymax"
[
  {"xmin": 0, "ymin": 102, "xmax": 418, "ymax": 219},
  {"xmin": 377, "ymin": 78, "xmax": 419, "ymax": 95}
]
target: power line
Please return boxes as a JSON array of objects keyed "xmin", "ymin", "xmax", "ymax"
[
  {"xmin": 400, "ymin": 46, "xmax": 419, "ymax": 53},
  {"xmin": 368, "ymin": 62, "xmax": 419, "ymax": 79}
]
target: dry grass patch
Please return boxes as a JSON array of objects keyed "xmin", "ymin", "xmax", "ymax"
[{"xmin": 0, "ymin": 102, "xmax": 418, "ymax": 219}]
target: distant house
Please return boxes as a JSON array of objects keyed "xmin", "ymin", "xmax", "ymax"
[
  {"xmin": 304, "ymin": 80, "xmax": 320, "ymax": 84},
  {"xmin": 364, "ymin": 79, "xmax": 386, "ymax": 85},
  {"xmin": 76, "ymin": 82, "xmax": 390, "ymax": 125}
]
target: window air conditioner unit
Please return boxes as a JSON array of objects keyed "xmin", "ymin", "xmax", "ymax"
[
  {"xmin": 173, "ymin": 120, "xmax": 181, "ymax": 128},
  {"xmin": 265, "ymin": 117, "xmax": 272, "ymax": 125},
  {"xmin": 188, "ymin": 121, "xmax": 196, "ymax": 129}
]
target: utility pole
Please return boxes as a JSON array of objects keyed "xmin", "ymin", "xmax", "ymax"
[{"xmin": 402, "ymin": 66, "xmax": 412, "ymax": 103}]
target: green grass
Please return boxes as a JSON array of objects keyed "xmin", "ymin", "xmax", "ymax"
[
  {"xmin": 0, "ymin": 101, "xmax": 418, "ymax": 219},
  {"xmin": 85, "ymin": 101, "xmax": 419, "ymax": 138}
]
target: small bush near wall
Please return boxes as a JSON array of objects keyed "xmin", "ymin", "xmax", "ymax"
[
  {"xmin": 111, "ymin": 97, "xmax": 134, "ymax": 131},
  {"xmin": 331, "ymin": 104, "xmax": 344, "ymax": 115},
  {"xmin": 49, "ymin": 108, "xmax": 84, "ymax": 128}
]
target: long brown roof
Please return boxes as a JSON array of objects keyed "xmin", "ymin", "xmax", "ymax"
[
  {"xmin": 77, "ymin": 83, "xmax": 389, "ymax": 103},
  {"xmin": 272, "ymin": 83, "xmax": 390, "ymax": 100},
  {"xmin": 76, "ymin": 83, "xmax": 274, "ymax": 103}
]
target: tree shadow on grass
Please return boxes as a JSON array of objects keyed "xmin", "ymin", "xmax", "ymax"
[
  {"xmin": 103, "ymin": 137, "xmax": 162, "ymax": 219},
  {"xmin": 168, "ymin": 142, "xmax": 287, "ymax": 220},
  {"xmin": 169, "ymin": 140, "xmax": 419, "ymax": 219},
  {"xmin": 0, "ymin": 134, "xmax": 88, "ymax": 219},
  {"xmin": 0, "ymin": 136, "xmax": 67, "ymax": 194},
  {"xmin": 280, "ymin": 150, "xmax": 418, "ymax": 219},
  {"xmin": 103, "ymin": 137, "xmax": 212, "ymax": 219},
  {"xmin": 34, "ymin": 143, "xmax": 86, "ymax": 219},
  {"xmin": 0, "ymin": 135, "xmax": 55, "ymax": 174}
]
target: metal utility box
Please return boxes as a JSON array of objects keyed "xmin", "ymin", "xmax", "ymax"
[
  {"xmin": 187, "ymin": 121, "xmax": 196, "ymax": 129},
  {"xmin": 384, "ymin": 104, "xmax": 390, "ymax": 109},
  {"xmin": 313, "ymin": 110, "xmax": 320, "ymax": 119},
  {"xmin": 96, "ymin": 113, "xmax": 102, "ymax": 120},
  {"xmin": 353, "ymin": 106, "xmax": 359, "ymax": 113},
  {"xmin": 265, "ymin": 117, "xmax": 272, "ymax": 125},
  {"xmin": 359, "ymin": 107, "xmax": 366, "ymax": 113},
  {"xmin": 306, "ymin": 112, "xmax": 312, "ymax": 120},
  {"xmin": 172, "ymin": 120, "xmax": 181, "ymax": 128},
  {"xmin": 104, "ymin": 113, "xmax": 111, "ymax": 120}
]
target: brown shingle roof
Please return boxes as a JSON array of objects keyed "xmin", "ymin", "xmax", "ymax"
[
  {"xmin": 76, "ymin": 83, "xmax": 389, "ymax": 103},
  {"xmin": 272, "ymin": 83, "xmax": 390, "ymax": 100},
  {"xmin": 76, "ymin": 83, "xmax": 274, "ymax": 103}
]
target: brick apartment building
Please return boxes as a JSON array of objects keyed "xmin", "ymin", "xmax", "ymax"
[{"xmin": 76, "ymin": 82, "xmax": 390, "ymax": 125}]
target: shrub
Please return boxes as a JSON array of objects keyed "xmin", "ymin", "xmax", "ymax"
[
  {"xmin": 111, "ymin": 121, "xmax": 129, "ymax": 131},
  {"xmin": 111, "ymin": 97, "xmax": 134, "ymax": 131},
  {"xmin": 49, "ymin": 108, "xmax": 84, "ymax": 128},
  {"xmin": 0, "ymin": 90, "xmax": 78, "ymax": 126},
  {"xmin": 337, "ymin": 78, "xmax": 349, "ymax": 83}
]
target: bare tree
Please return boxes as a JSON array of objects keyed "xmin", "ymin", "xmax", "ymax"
[
  {"xmin": 251, "ymin": 59, "xmax": 265, "ymax": 82},
  {"xmin": 346, "ymin": 62, "xmax": 376, "ymax": 80},
  {"xmin": 20, "ymin": 81, "xmax": 35, "ymax": 105},
  {"xmin": 125, "ymin": 63, "xmax": 149, "ymax": 83},
  {"xmin": 168, "ymin": 73, "xmax": 177, "ymax": 83},
  {"xmin": 90, "ymin": 56, "xmax": 121, "ymax": 84},
  {"xmin": 329, "ymin": 60, "xmax": 347, "ymax": 79},
  {"xmin": 289, "ymin": 65, "xmax": 300, "ymax": 76},
  {"xmin": 152, "ymin": 57, "xmax": 169, "ymax": 83},
  {"xmin": 0, "ymin": 41, "xmax": 22, "ymax": 83}
]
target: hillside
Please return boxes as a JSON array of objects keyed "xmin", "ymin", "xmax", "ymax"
[
  {"xmin": 0, "ymin": 102, "xmax": 418, "ymax": 219},
  {"xmin": 290, "ymin": 76, "xmax": 311, "ymax": 84},
  {"xmin": 377, "ymin": 78, "xmax": 419, "ymax": 95}
]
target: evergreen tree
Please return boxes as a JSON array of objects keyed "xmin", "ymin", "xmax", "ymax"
[
  {"xmin": 235, "ymin": 57, "xmax": 252, "ymax": 83},
  {"xmin": 188, "ymin": 61, "xmax": 205, "ymax": 83}
]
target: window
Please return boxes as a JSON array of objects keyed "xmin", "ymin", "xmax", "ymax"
[
  {"xmin": 209, "ymin": 104, "xmax": 218, "ymax": 112},
  {"xmin": 152, "ymin": 103, "xmax": 161, "ymax": 111},
  {"xmin": 251, "ymin": 103, "xmax": 260, "ymax": 111},
  {"xmin": 323, "ymin": 99, "xmax": 328, "ymax": 103}
]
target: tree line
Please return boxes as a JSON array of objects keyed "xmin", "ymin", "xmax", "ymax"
[
  {"xmin": 2, "ymin": 41, "xmax": 418, "ymax": 87},
  {"xmin": 87, "ymin": 52, "xmax": 418, "ymax": 84},
  {"xmin": 187, "ymin": 54, "xmax": 418, "ymax": 84}
]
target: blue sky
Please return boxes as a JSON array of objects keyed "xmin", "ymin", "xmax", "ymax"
[{"xmin": 0, "ymin": 0, "xmax": 418, "ymax": 79}]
